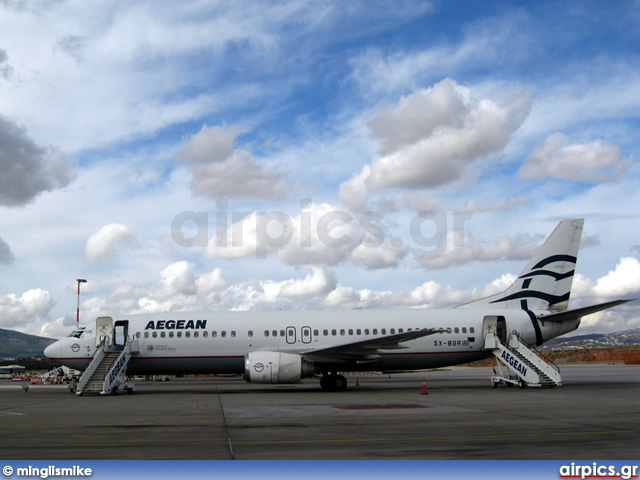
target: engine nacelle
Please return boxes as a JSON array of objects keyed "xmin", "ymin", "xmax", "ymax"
[{"xmin": 244, "ymin": 352, "xmax": 315, "ymax": 384}]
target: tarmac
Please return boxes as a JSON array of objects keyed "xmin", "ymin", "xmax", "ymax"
[{"xmin": 0, "ymin": 365, "xmax": 638, "ymax": 460}]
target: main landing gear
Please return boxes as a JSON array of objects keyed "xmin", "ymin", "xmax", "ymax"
[{"xmin": 320, "ymin": 373, "xmax": 348, "ymax": 391}]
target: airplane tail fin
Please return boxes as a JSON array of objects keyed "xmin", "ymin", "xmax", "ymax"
[{"xmin": 459, "ymin": 219, "xmax": 584, "ymax": 312}]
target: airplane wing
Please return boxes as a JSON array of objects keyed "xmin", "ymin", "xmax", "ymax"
[
  {"xmin": 300, "ymin": 328, "xmax": 439, "ymax": 364},
  {"xmin": 537, "ymin": 299, "xmax": 634, "ymax": 323}
]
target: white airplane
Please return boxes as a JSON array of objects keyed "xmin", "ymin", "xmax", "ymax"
[{"xmin": 44, "ymin": 219, "xmax": 631, "ymax": 392}]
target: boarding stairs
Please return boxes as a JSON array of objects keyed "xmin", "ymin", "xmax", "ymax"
[
  {"xmin": 76, "ymin": 337, "xmax": 138, "ymax": 395},
  {"xmin": 484, "ymin": 328, "xmax": 561, "ymax": 388}
]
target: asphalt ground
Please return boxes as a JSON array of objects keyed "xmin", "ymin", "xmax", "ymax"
[{"xmin": 0, "ymin": 365, "xmax": 638, "ymax": 460}]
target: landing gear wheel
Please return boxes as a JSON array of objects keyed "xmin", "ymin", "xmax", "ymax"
[
  {"xmin": 320, "ymin": 375, "xmax": 330, "ymax": 391},
  {"xmin": 320, "ymin": 373, "xmax": 348, "ymax": 391},
  {"xmin": 333, "ymin": 375, "xmax": 347, "ymax": 391},
  {"xmin": 518, "ymin": 380, "xmax": 527, "ymax": 389}
]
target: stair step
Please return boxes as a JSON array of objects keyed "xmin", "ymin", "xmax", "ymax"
[{"xmin": 491, "ymin": 335, "xmax": 561, "ymax": 388}]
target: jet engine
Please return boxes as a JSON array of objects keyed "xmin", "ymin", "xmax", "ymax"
[{"xmin": 244, "ymin": 352, "xmax": 315, "ymax": 384}]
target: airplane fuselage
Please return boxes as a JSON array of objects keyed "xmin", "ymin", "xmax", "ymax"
[{"xmin": 44, "ymin": 308, "xmax": 579, "ymax": 375}]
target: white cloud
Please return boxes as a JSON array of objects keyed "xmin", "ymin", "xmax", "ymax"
[
  {"xmin": 177, "ymin": 124, "xmax": 248, "ymax": 164},
  {"xmin": 85, "ymin": 223, "xmax": 137, "ymax": 262},
  {"xmin": 415, "ymin": 230, "xmax": 542, "ymax": 270},
  {"xmin": 347, "ymin": 11, "xmax": 533, "ymax": 96},
  {"xmin": 0, "ymin": 48, "xmax": 14, "ymax": 79},
  {"xmin": 0, "ymin": 288, "xmax": 56, "ymax": 331},
  {"xmin": 0, "ymin": 114, "xmax": 75, "ymax": 207},
  {"xmin": 206, "ymin": 202, "xmax": 410, "ymax": 270},
  {"xmin": 279, "ymin": 266, "xmax": 336, "ymax": 299},
  {"xmin": 196, "ymin": 268, "xmax": 227, "ymax": 296},
  {"xmin": 178, "ymin": 124, "xmax": 289, "ymax": 200},
  {"xmin": 593, "ymin": 257, "xmax": 640, "ymax": 299},
  {"xmin": 150, "ymin": 261, "xmax": 197, "ymax": 301},
  {"xmin": 0, "ymin": 236, "xmax": 14, "ymax": 265},
  {"xmin": 518, "ymin": 132, "xmax": 634, "ymax": 182},
  {"xmin": 339, "ymin": 79, "xmax": 531, "ymax": 209}
]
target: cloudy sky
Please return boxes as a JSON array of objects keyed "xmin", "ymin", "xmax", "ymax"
[{"xmin": 1, "ymin": 0, "xmax": 639, "ymax": 339}]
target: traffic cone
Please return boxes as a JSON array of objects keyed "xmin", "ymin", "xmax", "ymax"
[
  {"xmin": 421, "ymin": 379, "xmax": 428, "ymax": 395},
  {"xmin": 355, "ymin": 376, "xmax": 360, "ymax": 387}
]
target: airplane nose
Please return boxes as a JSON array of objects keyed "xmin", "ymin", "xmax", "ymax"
[{"xmin": 44, "ymin": 342, "xmax": 60, "ymax": 359}]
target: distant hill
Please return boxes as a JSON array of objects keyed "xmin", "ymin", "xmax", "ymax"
[
  {"xmin": 0, "ymin": 328, "xmax": 56, "ymax": 359},
  {"xmin": 541, "ymin": 328, "xmax": 640, "ymax": 350}
]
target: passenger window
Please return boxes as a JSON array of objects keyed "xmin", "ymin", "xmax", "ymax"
[
  {"xmin": 194, "ymin": 331, "xmax": 199, "ymax": 338},
  {"xmin": 470, "ymin": 327, "xmax": 475, "ymax": 333},
  {"xmin": 455, "ymin": 327, "xmax": 459, "ymax": 334},
  {"xmin": 356, "ymin": 329, "xmax": 361, "ymax": 335},
  {"xmin": 203, "ymin": 331, "xmax": 208, "ymax": 338},
  {"xmin": 169, "ymin": 331, "xmax": 174, "ymax": 338},
  {"xmin": 231, "ymin": 331, "xmax": 236, "ymax": 337},
  {"xmin": 185, "ymin": 331, "xmax": 190, "ymax": 338},
  {"xmin": 212, "ymin": 331, "xmax": 217, "ymax": 338},
  {"xmin": 152, "ymin": 332, "xmax": 157, "ymax": 338},
  {"xmin": 248, "ymin": 331, "xmax": 253, "ymax": 337},
  {"xmin": 144, "ymin": 332, "xmax": 149, "ymax": 338},
  {"xmin": 364, "ymin": 329, "xmax": 370, "ymax": 335},
  {"xmin": 177, "ymin": 331, "xmax": 182, "ymax": 338},
  {"xmin": 323, "ymin": 329, "xmax": 328, "ymax": 336},
  {"xmin": 390, "ymin": 328, "xmax": 395, "ymax": 334},
  {"xmin": 264, "ymin": 330, "xmax": 269, "ymax": 337},
  {"xmin": 462, "ymin": 327, "xmax": 467, "ymax": 334},
  {"xmin": 160, "ymin": 332, "xmax": 166, "ymax": 338},
  {"xmin": 340, "ymin": 329, "xmax": 345, "ymax": 336},
  {"xmin": 348, "ymin": 329, "xmax": 353, "ymax": 335},
  {"xmin": 272, "ymin": 330, "xmax": 277, "ymax": 337},
  {"xmin": 280, "ymin": 330, "xmax": 285, "ymax": 337},
  {"xmin": 331, "ymin": 329, "xmax": 337, "ymax": 336},
  {"xmin": 381, "ymin": 328, "xmax": 386, "ymax": 335},
  {"xmin": 314, "ymin": 329, "xmax": 319, "ymax": 336},
  {"xmin": 373, "ymin": 329, "xmax": 378, "ymax": 335},
  {"xmin": 399, "ymin": 328, "xmax": 403, "ymax": 333},
  {"xmin": 221, "ymin": 331, "xmax": 226, "ymax": 338}
]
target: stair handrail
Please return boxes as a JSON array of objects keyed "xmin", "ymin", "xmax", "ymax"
[
  {"xmin": 510, "ymin": 330, "xmax": 561, "ymax": 374},
  {"xmin": 76, "ymin": 337, "xmax": 107, "ymax": 394},
  {"xmin": 102, "ymin": 338, "xmax": 132, "ymax": 394}
]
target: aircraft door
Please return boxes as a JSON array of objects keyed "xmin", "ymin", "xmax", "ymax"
[
  {"xmin": 286, "ymin": 326, "xmax": 296, "ymax": 344},
  {"xmin": 96, "ymin": 317, "xmax": 113, "ymax": 347},
  {"xmin": 495, "ymin": 316, "xmax": 506, "ymax": 344},
  {"xmin": 113, "ymin": 320, "xmax": 129, "ymax": 351}
]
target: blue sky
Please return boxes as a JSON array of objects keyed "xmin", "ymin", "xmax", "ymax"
[{"xmin": 0, "ymin": 0, "xmax": 639, "ymax": 339}]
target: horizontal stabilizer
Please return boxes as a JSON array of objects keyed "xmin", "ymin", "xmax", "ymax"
[{"xmin": 537, "ymin": 299, "xmax": 634, "ymax": 322}]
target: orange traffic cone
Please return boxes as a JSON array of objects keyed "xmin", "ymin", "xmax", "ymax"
[{"xmin": 421, "ymin": 379, "xmax": 428, "ymax": 395}]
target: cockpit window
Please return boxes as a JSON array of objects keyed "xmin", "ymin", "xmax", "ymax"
[{"xmin": 67, "ymin": 329, "xmax": 92, "ymax": 339}]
